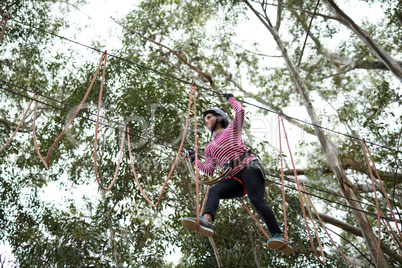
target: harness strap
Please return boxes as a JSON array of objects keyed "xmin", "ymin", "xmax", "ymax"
[
  {"xmin": 231, "ymin": 176, "xmax": 246, "ymax": 196},
  {"xmin": 224, "ymin": 149, "xmax": 252, "ymax": 170}
]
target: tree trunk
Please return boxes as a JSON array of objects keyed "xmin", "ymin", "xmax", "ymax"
[
  {"xmin": 322, "ymin": 0, "xmax": 402, "ymax": 82},
  {"xmin": 243, "ymin": 1, "xmax": 388, "ymax": 266}
]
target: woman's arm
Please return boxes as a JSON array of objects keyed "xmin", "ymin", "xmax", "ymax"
[
  {"xmin": 228, "ymin": 97, "xmax": 245, "ymax": 134},
  {"xmin": 194, "ymin": 149, "xmax": 216, "ymax": 177}
]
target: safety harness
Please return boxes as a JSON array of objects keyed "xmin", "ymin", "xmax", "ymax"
[{"xmin": 223, "ymin": 149, "xmax": 252, "ymax": 196}]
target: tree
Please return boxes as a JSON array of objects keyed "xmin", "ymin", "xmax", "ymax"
[{"xmin": 1, "ymin": 0, "xmax": 401, "ymax": 267}]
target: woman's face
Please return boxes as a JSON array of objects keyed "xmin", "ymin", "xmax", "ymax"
[{"xmin": 204, "ymin": 113, "xmax": 217, "ymax": 131}]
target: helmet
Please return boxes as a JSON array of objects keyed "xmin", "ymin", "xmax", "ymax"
[{"xmin": 203, "ymin": 108, "xmax": 229, "ymax": 129}]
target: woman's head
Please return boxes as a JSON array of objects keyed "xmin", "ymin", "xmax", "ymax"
[{"xmin": 203, "ymin": 108, "xmax": 229, "ymax": 131}]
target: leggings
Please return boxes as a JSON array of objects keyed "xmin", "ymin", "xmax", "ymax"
[{"xmin": 202, "ymin": 160, "xmax": 282, "ymax": 235}]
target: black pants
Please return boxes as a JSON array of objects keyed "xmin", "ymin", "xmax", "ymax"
[{"xmin": 202, "ymin": 160, "xmax": 282, "ymax": 235}]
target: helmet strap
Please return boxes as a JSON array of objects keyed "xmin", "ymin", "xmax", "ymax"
[{"xmin": 209, "ymin": 119, "xmax": 221, "ymax": 141}]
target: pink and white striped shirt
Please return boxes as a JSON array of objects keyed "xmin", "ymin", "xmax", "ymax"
[{"xmin": 195, "ymin": 97, "xmax": 257, "ymax": 177}]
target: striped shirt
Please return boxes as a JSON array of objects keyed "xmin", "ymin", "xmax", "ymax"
[{"xmin": 195, "ymin": 97, "xmax": 257, "ymax": 177}]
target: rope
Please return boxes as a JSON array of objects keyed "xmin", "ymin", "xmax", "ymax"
[
  {"xmin": 362, "ymin": 140, "xmax": 402, "ymax": 239},
  {"xmin": 0, "ymin": 16, "xmax": 7, "ymax": 43},
  {"xmin": 380, "ymin": 211, "xmax": 402, "ymax": 254},
  {"xmin": 32, "ymin": 51, "xmax": 108, "ymax": 168},
  {"xmin": 0, "ymin": 81, "xmax": 179, "ymax": 151},
  {"xmin": 380, "ymin": 215, "xmax": 402, "ymax": 256},
  {"xmin": 301, "ymin": 184, "xmax": 357, "ymax": 267},
  {"xmin": 92, "ymin": 51, "xmax": 126, "ymax": 190},
  {"xmin": 127, "ymin": 85, "xmax": 195, "ymax": 207},
  {"xmin": 238, "ymin": 197, "xmax": 271, "ymax": 239},
  {"xmin": 361, "ymin": 141, "xmax": 382, "ymax": 267},
  {"xmin": 193, "ymin": 84, "xmax": 201, "ymax": 230},
  {"xmin": 0, "ymin": 92, "xmax": 37, "ymax": 153},
  {"xmin": 184, "ymin": 152, "xmax": 223, "ymax": 267},
  {"xmin": 299, "ymin": 184, "xmax": 325, "ymax": 264},
  {"xmin": 32, "ymin": 93, "xmax": 48, "ymax": 167},
  {"xmin": 278, "ymin": 115, "xmax": 288, "ymax": 243}
]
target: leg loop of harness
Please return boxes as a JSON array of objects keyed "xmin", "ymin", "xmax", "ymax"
[{"xmin": 230, "ymin": 176, "xmax": 247, "ymax": 196}]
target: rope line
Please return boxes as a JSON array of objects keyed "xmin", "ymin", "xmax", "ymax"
[
  {"xmin": 183, "ymin": 149, "xmax": 223, "ymax": 267},
  {"xmin": 278, "ymin": 115, "xmax": 289, "ymax": 243},
  {"xmin": 301, "ymin": 184, "xmax": 357, "ymax": 267},
  {"xmin": 93, "ymin": 52, "xmax": 126, "ymax": 191},
  {"xmin": 193, "ymin": 84, "xmax": 201, "ymax": 230},
  {"xmin": 0, "ymin": 83, "xmax": 178, "ymax": 151},
  {"xmin": 127, "ymin": 85, "xmax": 195, "ymax": 207},
  {"xmin": 238, "ymin": 197, "xmax": 271, "ymax": 239},
  {"xmin": 299, "ymin": 185, "xmax": 325, "ymax": 264},
  {"xmin": 380, "ymin": 215, "xmax": 402, "ymax": 256},
  {"xmin": 32, "ymin": 51, "xmax": 107, "ymax": 168},
  {"xmin": 362, "ymin": 140, "xmax": 402, "ymax": 239},
  {"xmin": 5, "ymin": 18, "xmax": 400, "ymax": 154},
  {"xmin": 361, "ymin": 141, "xmax": 382, "ymax": 267}
]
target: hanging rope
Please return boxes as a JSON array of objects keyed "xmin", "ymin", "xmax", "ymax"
[
  {"xmin": 238, "ymin": 197, "xmax": 271, "ymax": 239},
  {"xmin": 361, "ymin": 140, "xmax": 402, "ymax": 267},
  {"xmin": 192, "ymin": 84, "xmax": 201, "ymax": 230},
  {"xmin": 361, "ymin": 140, "xmax": 382, "ymax": 267},
  {"xmin": 278, "ymin": 114, "xmax": 329, "ymax": 262},
  {"xmin": 92, "ymin": 52, "xmax": 126, "ymax": 191},
  {"xmin": 300, "ymin": 184, "xmax": 357, "ymax": 267},
  {"xmin": 184, "ymin": 149, "xmax": 223, "ymax": 268},
  {"xmin": 362, "ymin": 140, "xmax": 402, "ymax": 239},
  {"xmin": 0, "ymin": 15, "xmax": 8, "ymax": 43},
  {"xmin": 299, "ymin": 183, "xmax": 325, "ymax": 264},
  {"xmin": 380, "ymin": 215, "xmax": 402, "ymax": 256},
  {"xmin": 127, "ymin": 84, "xmax": 195, "ymax": 208},
  {"xmin": 0, "ymin": 92, "xmax": 37, "ymax": 153},
  {"xmin": 32, "ymin": 51, "xmax": 108, "ymax": 168}
]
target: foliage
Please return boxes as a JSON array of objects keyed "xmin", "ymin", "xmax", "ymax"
[{"xmin": 0, "ymin": 0, "xmax": 401, "ymax": 267}]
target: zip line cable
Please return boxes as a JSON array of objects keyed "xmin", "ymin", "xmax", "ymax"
[
  {"xmin": 6, "ymin": 18, "xmax": 401, "ymax": 154},
  {"xmin": 0, "ymin": 83, "xmax": 397, "ymax": 222}
]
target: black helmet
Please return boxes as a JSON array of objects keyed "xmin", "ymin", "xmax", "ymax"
[{"xmin": 203, "ymin": 108, "xmax": 229, "ymax": 129}]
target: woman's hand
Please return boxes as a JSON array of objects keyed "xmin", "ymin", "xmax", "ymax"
[
  {"xmin": 223, "ymin": 93, "xmax": 234, "ymax": 100},
  {"xmin": 184, "ymin": 150, "xmax": 197, "ymax": 162}
]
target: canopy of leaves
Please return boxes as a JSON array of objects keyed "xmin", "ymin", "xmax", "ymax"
[{"xmin": 0, "ymin": 0, "xmax": 401, "ymax": 267}]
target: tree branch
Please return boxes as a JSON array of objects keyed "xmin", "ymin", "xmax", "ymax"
[
  {"xmin": 0, "ymin": 118, "xmax": 32, "ymax": 133},
  {"xmin": 111, "ymin": 17, "xmax": 214, "ymax": 87},
  {"xmin": 322, "ymin": 0, "xmax": 402, "ymax": 82},
  {"xmin": 274, "ymin": 0, "xmax": 282, "ymax": 31},
  {"xmin": 315, "ymin": 212, "xmax": 402, "ymax": 264}
]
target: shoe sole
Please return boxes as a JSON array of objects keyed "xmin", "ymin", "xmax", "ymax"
[
  {"xmin": 181, "ymin": 218, "xmax": 214, "ymax": 237},
  {"xmin": 268, "ymin": 240, "xmax": 294, "ymax": 255}
]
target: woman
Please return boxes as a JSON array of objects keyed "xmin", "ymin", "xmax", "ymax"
[{"xmin": 182, "ymin": 93, "xmax": 293, "ymax": 254}]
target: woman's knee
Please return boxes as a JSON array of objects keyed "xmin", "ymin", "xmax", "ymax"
[{"xmin": 247, "ymin": 194, "xmax": 266, "ymax": 207}]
